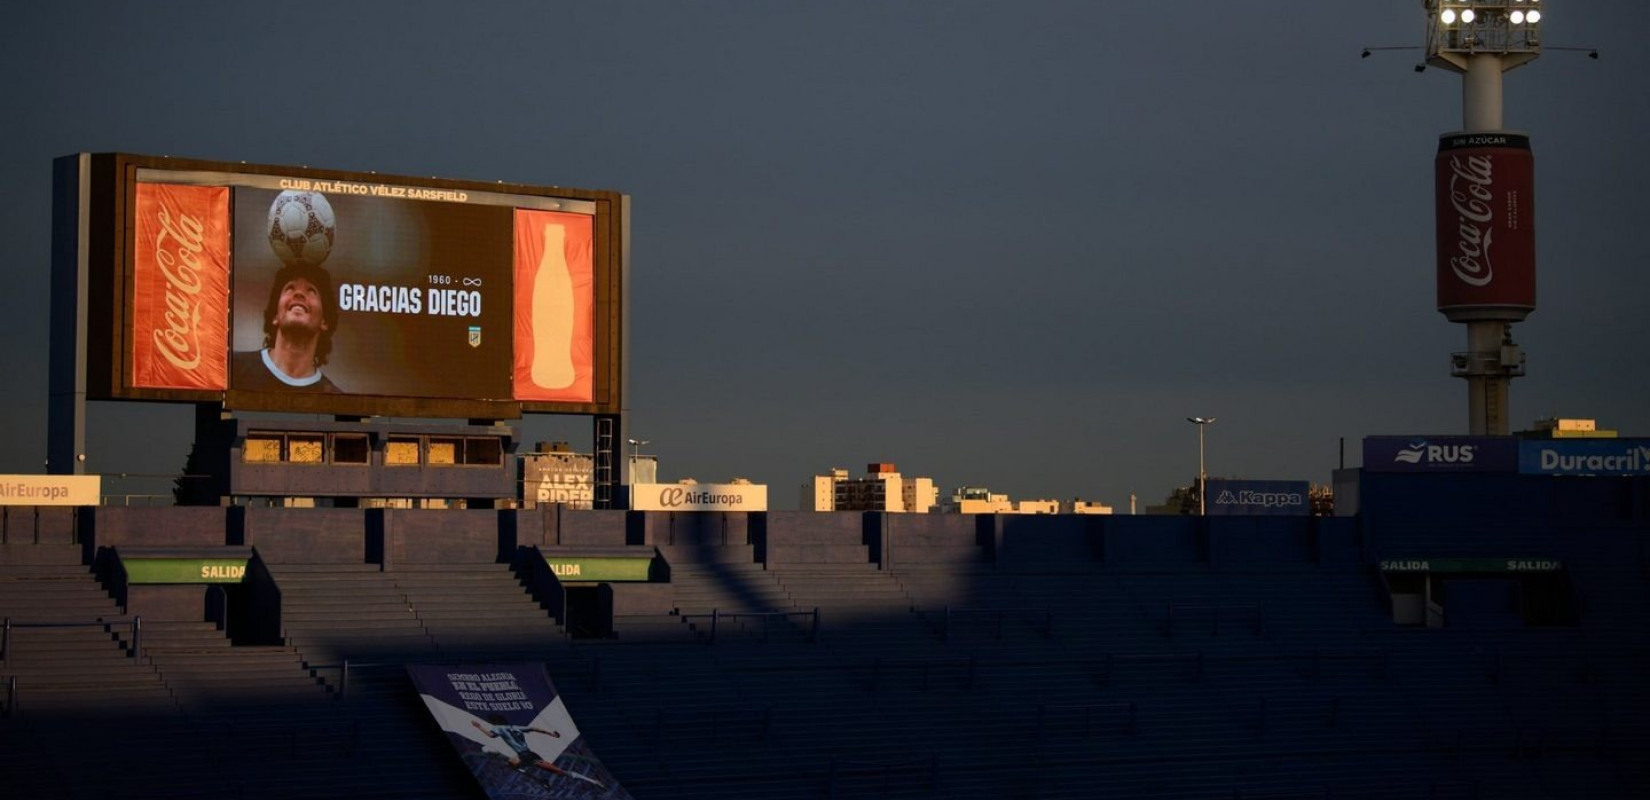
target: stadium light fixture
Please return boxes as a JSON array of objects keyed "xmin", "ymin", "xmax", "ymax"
[
  {"xmin": 1425, "ymin": 0, "xmax": 1542, "ymax": 76},
  {"xmin": 626, "ymin": 438, "xmax": 650, "ymax": 483},
  {"xmin": 1185, "ymin": 417, "xmax": 1215, "ymax": 516}
]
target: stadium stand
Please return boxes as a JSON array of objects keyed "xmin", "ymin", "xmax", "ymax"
[{"xmin": 0, "ymin": 473, "xmax": 1646, "ymax": 798}]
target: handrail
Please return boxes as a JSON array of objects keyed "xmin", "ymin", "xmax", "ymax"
[
  {"xmin": 702, "ymin": 608, "xmax": 820, "ymax": 644},
  {"xmin": 308, "ymin": 657, "xmax": 521, "ymax": 702},
  {"xmin": 306, "ymin": 659, "xmax": 402, "ymax": 702},
  {"xmin": 1097, "ymin": 651, "xmax": 1205, "ymax": 683},
  {"xmin": 940, "ymin": 605, "xmax": 1053, "ymax": 643},
  {"xmin": 1426, "ymin": 599, "xmax": 1446, "ymax": 628},
  {"xmin": 1035, "ymin": 701, "xmax": 1137, "ymax": 739},
  {"xmin": 1374, "ymin": 563, "xmax": 1397, "ymax": 616},
  {"xmin": 826, "ymin": 753, "xmax": 937, "ymax": 799},
  {"xmin": 304, "ymin": 658, "xmax": 454, "ymax": 701},
  {"xmin": 659, "ymin": 517, "xmax": 748, "ymax": 547},
  {"xmin": 100, "ymin": 494, "xmax": 175, "ymax": 507},
  {"xmin": 2, "ymin": 616, "xmax": 142, "ymax": 663},
  {"xmin": 207, "ymin": 585, "xmax": 230, "ymax": 632},
  {"xmin": 1306, "ymin": 647, "xmax": 1391, "ymax": 681},
  {"xmin": 0, "ymin": 506, "xmax": 80, "ymax": 546},
  {"xmin": 651, "ymin": 705, "xmax": 772, "ymax": 752},
  {"xmin": 1428, "ymin": 779, "xmax": 1481, "ymax": 799},
  {"xmin": 1166, "ymin": 601, "xmax": 1265, "ymax": 637},
  {"xmin": 870, "ymin": 656, "xmax": 976, "ymax": 692},
  {"xmin": 1231, "ymin": 789, "xmax": 1335, "ymax": 800}
]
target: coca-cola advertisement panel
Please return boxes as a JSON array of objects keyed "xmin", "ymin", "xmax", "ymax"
[
  {"xmin": 130, "ymin": 183, "xmax": 230, "ymax": 391},
  {"xmin": 513, "ymin": 209, "xmax": 595, "ymax": 403},
  {"xmin": 1434, "ymin": 133, "xmax": 1536, "ymax": 317}
]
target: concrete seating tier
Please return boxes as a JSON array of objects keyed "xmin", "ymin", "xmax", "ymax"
[
  {"xmin": 3, "ymin": 498, "xmax": 1647, "ymax": 799},
  {"xmin": 0, "ymin": 556, "xmax": 176, "ymax": 718},
  {"xmin": 268, "ymin": 561, "xmax": 569, "ymax": 666}
]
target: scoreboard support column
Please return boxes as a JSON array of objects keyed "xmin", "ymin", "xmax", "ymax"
[
  {"xmin": 47, "ymin": 154, "xmax": 91, "ymax": 476},
  {"xmin": 593, "ymin": 414, "xmax": 622, "ymax": 510}
]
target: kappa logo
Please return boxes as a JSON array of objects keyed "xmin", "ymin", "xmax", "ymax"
[{"xmin": 1216, "ymin": 489, "xmax": 1303, "ymax": 508}]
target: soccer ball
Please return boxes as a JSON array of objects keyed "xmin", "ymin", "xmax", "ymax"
[{"xmin": 267, "ymin": 191, "xmax": 336, "ymax": 268}]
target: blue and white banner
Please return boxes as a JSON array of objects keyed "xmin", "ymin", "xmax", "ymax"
[
  {"xmin": 1362, "ymin": 437, "xmax": 1519, "ymax": 473},
  {"xmin": 408, "ymin": 663, "xmax": 631, "ymax": 800},
  {"xmin": 1205, "ymin": 479, "xmax": 1310, "ymax": 516},
  {"xmin": 1519, "ymin": 440, "xmax": 1650, "ymax": 477}
]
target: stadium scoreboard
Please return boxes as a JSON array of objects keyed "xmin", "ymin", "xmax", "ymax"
[{"xmin": 60, "ymin": 153, "xmax": 625, "ymax": 420}]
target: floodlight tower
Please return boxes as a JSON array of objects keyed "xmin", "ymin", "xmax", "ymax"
[{"xmin": 1424, "ymin": 1, "xmax": 1543, "ymax": 435}]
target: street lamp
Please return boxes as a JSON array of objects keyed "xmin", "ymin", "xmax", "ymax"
[
  {"xmin": 1186, "ymin": 417, "xmax": 1216, "ymax": 516},
  {"xmin": 626, "ymin": 438, "xmax": 650, "ymax": 484}
]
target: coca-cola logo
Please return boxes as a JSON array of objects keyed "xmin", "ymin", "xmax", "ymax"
[
  {"xmin": 151, "ymin": 203, "xmax": 209, "ymax": 370},
  {"xmin": 1446, "ymin": 153, "xmax": 1496, "ymax": 288}
]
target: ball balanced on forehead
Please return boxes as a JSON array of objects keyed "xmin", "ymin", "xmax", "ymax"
[{"xmin": 267, "ymin": 190, "xmax": 336, "ymax": 268}]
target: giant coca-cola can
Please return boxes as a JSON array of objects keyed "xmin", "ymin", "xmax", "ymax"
[{"xmin": 1435, "ymin": 132, "xmax": 1536, "ymax": 321}]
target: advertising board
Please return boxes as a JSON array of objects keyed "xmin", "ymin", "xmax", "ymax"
[
  {"xmin": 1204, "ymin": 479, "xmax": 1309, "ymax": 517},
  {"xmin": 629, "ymin": 483, "xmax": 768, "ymax": 512},
  {"xmin": 0, "ymin": 475, "xmax": 101, "ymax": 506},
  {"xmin": 1362, "ymin": 436, "xmax": 1520, "ymax": 473},
  {"xmin": 1518, "ymin": 440, "xmax": 1650, "ymax": 477},
  {"xmin": 544, "ymin": 556, "xmax": 654, "ymax": 582},
  {"xmin": 122, "ymin": 558, "xmax": 249, "ymax": 584},
  {"xmin": 522, "ymin": 452, "xmax": 595, "ymax": 510},
  {"xmin": 408, "ymin": 663, "xmax": 631, "ymax": 798},
  {"xmin": 72, "ymin": 153, "xmax": 623, "ymax": 419},
  {"xmin": 1435, "ymin": 132, "xmax": 1536, "ymax": 321},
  {"xmin": 1378, "ymin": 558, "xmax": 1563, "ymax": 573}
]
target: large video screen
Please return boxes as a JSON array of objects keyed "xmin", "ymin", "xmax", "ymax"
[
  {"xmin": 229, "ymin": 187, "xmax": 517, "ymax": 399},
  {"xmin": 95, "ymin": 154, "xmax": 621, "ymax": 418}
]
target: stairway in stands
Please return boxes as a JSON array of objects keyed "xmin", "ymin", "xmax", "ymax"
[
  {"xmin": 258, "ymin": 560, "xmax": 574, "ymax": 799},
  {"xmin": 0, "ymin": 545, "xmax": 182, "ymax": 799},
  {"xmin": 123, "ymin": 621, "xmax": 329, "ymax": 707},
  {"xmin": 0, "ymin": 543, "xmax": 174, "ymax": 716},
  {"xmin": 268, "ymin": 561, "xmax": 569, "ymax": 663},
  {"xmin": 393, "ymin": 562, "xmax": 567, "ymax": 658},
  {"xmin": 271, "ymin": 563, "xmax": 435, "ymax": 663}
]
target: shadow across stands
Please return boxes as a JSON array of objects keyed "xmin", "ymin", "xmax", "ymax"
[{"xmin": 1, "ymin": 476, "xmax": 1648, "ymax": 799}]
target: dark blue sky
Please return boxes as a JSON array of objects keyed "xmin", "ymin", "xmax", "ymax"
[{"xmin": 4, "ymin": 2, "xmax": 1646, "ymax": 508}]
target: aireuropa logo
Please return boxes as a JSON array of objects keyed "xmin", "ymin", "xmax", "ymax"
[
  {"xmin": 0, "ymin": 475, "xmax": 102, "ymax": 506},
  {"xmin": 1394, "ymin": 440, "xmax": 1476, "ymax": 466},
  {"xmin": 633, "ymin": 482, "xmax": 768, "ymax": 512},
  {"xmin": 657, "ymin": 486, "xmax": 746, "ymax": 508}
]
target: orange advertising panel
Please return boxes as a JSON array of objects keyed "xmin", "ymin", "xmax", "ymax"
[
  {"xmin": 131, "ymin": 183, "xmax": 231, "ymax": 390},
  {"xmin": 513, "ymin": 209, "xmax": 594, "ymax": 403}
]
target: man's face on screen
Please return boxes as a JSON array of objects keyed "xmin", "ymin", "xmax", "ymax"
[{"xmin": 273, "ymin": 276, "xmax": 328, "ymax": 335}]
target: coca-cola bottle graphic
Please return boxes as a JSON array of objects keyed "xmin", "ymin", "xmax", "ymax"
[{"xmin": 530, "ymin": 222, "xmax": 576, "ymax": 389}]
